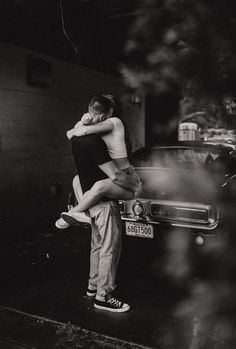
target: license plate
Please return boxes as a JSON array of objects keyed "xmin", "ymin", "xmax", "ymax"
[{"xmin": 125, "ymin": 221, "xmax": 154, "ymax": 239}]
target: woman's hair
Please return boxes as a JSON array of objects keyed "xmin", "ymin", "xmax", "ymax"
[
  {"xmin": 102, "ymin": 94, "xmax": 133, "ymax": 160},
  {"xmin": 89, "ymin": 94, "xmax": 133, "ymax": 159},
  {"xmin": 102, "ymin": 94, "xmax": 122, "ymax": 118}
]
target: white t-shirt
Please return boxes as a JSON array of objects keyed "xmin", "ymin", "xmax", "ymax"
[{"xmin": 101, "ymin": 117, "xmax": 127, "ymax": 159}]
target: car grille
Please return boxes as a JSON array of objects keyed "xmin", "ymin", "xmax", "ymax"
[
  {"xmin": 151, "ymin": 203, "xmax": 208, "ymax": 223},
  {"xmin": 120, "ymin": 199, "xmax": 218, "ymax": 229}
]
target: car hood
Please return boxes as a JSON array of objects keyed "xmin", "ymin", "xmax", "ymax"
[
  {"xmin": 132, "ymin": 144, "xmax": 234, "ymax": 205},
  {"xmin": 135, "ymin": 166, "xmax": 220, "ymax": 204}
]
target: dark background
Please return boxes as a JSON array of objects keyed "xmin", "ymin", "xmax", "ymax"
[{"xmin": 0, "ymin": 0, "xmax": 141, "ymax": 75}]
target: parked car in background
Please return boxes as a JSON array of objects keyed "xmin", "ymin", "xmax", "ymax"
[{"xmin": 119, "ymin": 141, "xmax": 236, "ymax": 246}]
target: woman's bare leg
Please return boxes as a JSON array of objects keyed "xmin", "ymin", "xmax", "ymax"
[{"xmin": 73, "ymin": 178, "xmax": 134, "ymax": 212}]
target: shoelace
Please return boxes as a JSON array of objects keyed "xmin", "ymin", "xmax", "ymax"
[{"xmin": 107, "ymin": 298, "xmax": 122, "ymax": 308}]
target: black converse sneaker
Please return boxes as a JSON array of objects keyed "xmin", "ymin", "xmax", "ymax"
[
  {"xmin": 94, "ymin": 296, "xmax": 130, "ymax": 313},
  {"xmin": 86, "ymin": 288, "xmax": 97, "ymax": 297}
]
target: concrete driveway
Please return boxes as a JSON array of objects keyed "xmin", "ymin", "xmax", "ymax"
[{"xmin": 0, "ymin": 224, "xmax": 235, "ymax": 348}]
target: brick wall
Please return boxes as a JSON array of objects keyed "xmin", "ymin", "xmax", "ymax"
[{"xmin": 0, "ymin": 42, "xmax": 144, "ymax": 241}]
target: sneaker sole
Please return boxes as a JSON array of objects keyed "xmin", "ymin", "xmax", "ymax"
[
  {"xmin": 61, "ymin": 213, "xmax": 90, "ymax": 225},
  {"xmin": 86, "ymin": 291, "xmax": 97, "ymax": 297},
  {"xmin": 94, "ymin": 303, "xmax": 130, "ymax": 313},
  {"xmin": 55, "ymin": 221, "xmax": 70, "ymax": 229}
]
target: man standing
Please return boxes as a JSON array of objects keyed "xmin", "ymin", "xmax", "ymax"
[{"xmin": 72, "ymin": 133, "xmax": 130, "ymax": 312}]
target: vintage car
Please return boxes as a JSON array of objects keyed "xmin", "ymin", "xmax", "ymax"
[{"xmin": 119, "ymin": 141, "xmax": 236, "ymax": 246}]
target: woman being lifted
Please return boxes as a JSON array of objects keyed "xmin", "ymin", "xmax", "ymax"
[{"xmin": 60, "ymin": 94, "xmax": 141, "ymax": 225}]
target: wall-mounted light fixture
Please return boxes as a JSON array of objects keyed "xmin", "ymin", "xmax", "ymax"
[{"xmin": 129, "ymin": 91, "xmax": 142, "ymax": 107}]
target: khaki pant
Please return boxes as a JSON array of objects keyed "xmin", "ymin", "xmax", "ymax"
[
  {"xmin": 72, "ymin": 176, "xmax": 122, "ymax": 298},
  {"xmin": 88, "ymin": 201, "xmax": 122, "ymax": 297}
]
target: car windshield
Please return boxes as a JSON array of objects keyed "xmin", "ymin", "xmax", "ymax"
[{"xmin": 132, "ymin": 145, "xmax": 231, "ymax": 169}]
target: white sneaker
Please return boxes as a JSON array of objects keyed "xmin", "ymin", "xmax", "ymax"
[
  {"xmin": 61, "ymin": 210, "xmax": 92, "ymax": 225},
  {"xmin": 55, "ymin": 217, "xmax": 70, "ymax": 229}
]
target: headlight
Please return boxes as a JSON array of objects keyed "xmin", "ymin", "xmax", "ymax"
[
  {"xmin": 132, "ymin": 200, "xmax": 146, "ymax": 217},
  {"xmin": 118, "ymin": 200, "xmax": 125, "ymax": 214}
]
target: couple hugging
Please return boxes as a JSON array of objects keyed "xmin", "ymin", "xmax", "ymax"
[{"xmin": 56, "ymin": 94, "xmax": 142, "ymax": 313}]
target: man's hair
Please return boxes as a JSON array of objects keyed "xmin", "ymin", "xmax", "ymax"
[{"xmin": 89, "ymin": 95, "xmax": 112, "ymax": 115}]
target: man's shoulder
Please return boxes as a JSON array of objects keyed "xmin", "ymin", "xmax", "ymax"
[
  {"xmin": 72, "ymin": 134, "xmax": 105, "ymax": 147},
  {"xmin": 73, "ymin": 134, "xmax": 100, "ymax": 142}
]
